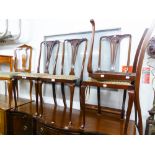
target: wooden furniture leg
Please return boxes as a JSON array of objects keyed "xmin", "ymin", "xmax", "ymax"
[
  {"xmin": 124, "ymin": 90, "xmax": 134, "ymax": 134},
  {"xmin": 68, "ymin": 84, "xmax": 75, "ymax": 126},
  {"xmin": 134, "ymin": 97, "xmax": 138, "ymax": 128},
  {"xmin": 7, "ymin": 79, "xmax": 13, "ymax": 108},
  {"xmin": 61, "ymin": 83, "xmax": 67, "ymax": 107},
  {"xmin": 29, "ymin": 80, "xmax": 33, "ymax": 101},
  {"xmin": 80, "ymin": 84, "xmax": 87, "ymax": 129},
  {"xmin": 121, "ymin": 90, "xmax": 127, "ymax": 119},
  {"xmin": 52, "ymin": 83, "xmax": 57, "ymax": 106},
  {"xmin": 38, "ymin": 81, "xmax": 43, "ymax": 117},
  {"xmin": 97, "ymin": 87, "xmax": 101, "ymax": 114},
  {"xmin": 15, "ymin": 80, "xmax": 19, "ymax": 99},
  {"xmin": 134, "ymin": 91, "xmax": 143, "ymax": 135},
  {"xmin": 12, "ymin": 79, "xmax": 18, "ymax": 109},
  {"xmin": 34, "ymin": 80, "xmax": 39, "ymax": 116}
]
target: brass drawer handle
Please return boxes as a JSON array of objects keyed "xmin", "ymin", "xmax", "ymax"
[
  {"xmin": 40, "ymin": 127, "xmax": 44, "ymax": 133},
  {"xmin": 22, "ymin": 115, "xmax": 27, "ymax": 119},
  {"xmin": 23, "ymin": 125, "xmax": 28, "ymax": 131}
]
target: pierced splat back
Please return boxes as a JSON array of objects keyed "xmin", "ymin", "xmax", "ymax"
[
  {"xmin": 14, "ymin": 44, "xmax": 33, "ymax": 72},
  {"xmin": 61, "ymin": 38, "xmax": 87, "ymax": 80},
  {"xmin": 98, "ymin": 34, "xmax": 132, "ymax": 72},
  {"xmin": 37, "ymin": 40, "xmax": 60, "ymax": 74}
]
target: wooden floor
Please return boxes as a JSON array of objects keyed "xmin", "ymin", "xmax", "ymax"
[{"xmin": 15, "ymin": 101, "xmax": 136, "ymax": 135}]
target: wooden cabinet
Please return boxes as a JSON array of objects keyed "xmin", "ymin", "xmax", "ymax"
[
  {"xmin": 7, "ymin": 111, "xmax": 34, "ymax": 135},
  {"xmin": 0, "ymin": 108, "xmax": 7, "ymax": 134},
  {"xmin": 6, "ymin": 102, "xmax": 136, "ymax": 135}
]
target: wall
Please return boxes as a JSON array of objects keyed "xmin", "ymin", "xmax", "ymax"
[{"xmin": 0, "ymin": 18, "xmax": 154, "ymax": 132}]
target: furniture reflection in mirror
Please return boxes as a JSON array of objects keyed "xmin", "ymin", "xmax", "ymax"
[
  {"xmin": 38, "ymin": 38, "xmax": 88, "ymax": 128},
  {"xmin": 14, "ymin": 44, "xmax": 33, "ymax": 100},
  {"xmin": 0, "ymin": 55, "xmax": 14, "ymax": 107},
  {"xmin": 80, "ymin": 19, "xmax": 155, "ymax": 135}
]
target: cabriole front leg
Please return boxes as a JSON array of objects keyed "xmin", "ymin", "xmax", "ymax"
[
  {"xmin": 7, "ymin": 79, "xmax": 13, "ymax": 108},
  {"xmin": 38, "ymin": 81, "xmax": 43, "ymax": 117},
  {"xmin": 68, "ymin": 83, "xmax": 75, "ymax": 127},
  {"xmin": 80, "ymin": 84, "xmax": 87, "ymax": 129},
  {"xmin": 34, "ymin": 80, "xmax": 39, "ymax": 116}
]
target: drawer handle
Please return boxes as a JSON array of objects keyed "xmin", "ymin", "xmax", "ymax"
[
  {"xmin": 23, "ymin": 125, "xmax": 28, "ymax": 131},
  {"xmin": 40, "ymin": 127, "xmax": 44, "ymax": 133},
  {"xmin": 22, "ymin": 115, "xmax": 27, "ymax": 119}
]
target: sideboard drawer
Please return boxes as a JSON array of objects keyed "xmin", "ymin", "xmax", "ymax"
[
  {"xmin": 7, "ymin": 111, "xmax": 33, "ymax": 135},
  {"xmin": 37, "ymin": 122, "xmax": 61, "ymax": 135}
]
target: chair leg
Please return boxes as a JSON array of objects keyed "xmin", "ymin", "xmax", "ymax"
[
  {"xmin": 52, "ymin": 83, "xmax": 57, "ymax": 106},
  {"xmin": 134, "ymin": 91, "xmax": 143, "ymax": 135},
  {"xmin": 38, "ymin": 81, "xmax": 43, "ymax": 117},
  {"xmin": 7, "ymin": 79, "xmax": 13, "ymax": 108},
  {"xmin": 29, "ymin": 80, "xmax": 33, "ymax": 101},
  {"xmin": 134, "ymin": 97, "xmax": 138, "ymax": 127},
  {"xmin": 13, "ymin": 80, "xmax": 19, "ymax": 99},
  {"xmin": 34, "ymin": 80, "xmax": 39, "ymax": 116},
  {"xmin": 97, "ymin": 87, "xmax": 101, "ymax": 114},
  {"xmin": 121, "ymin": 90, "xmax": 127, "ymax": 119},
  {"xmin": 61, "ymin": 83, "xmax": 67, "ymax": 107},
  {"xmin": 12, "ymin": 79, "xmax": 18, "ymax": 109},
  {"xmin": 68, "ymin": 84, "xmax": 75, "ymax": 126},
  {"xmin": 80, "ymin": 84, "xmax": 87, "ymax": 129},
  {"xmin": 124, "ymin": 90, "xmax": 134, "ymax": 135}
]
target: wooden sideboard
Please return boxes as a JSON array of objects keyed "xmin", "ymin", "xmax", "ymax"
[
  {"xmin": 0, "ymin": 95, "xmax": 31, "ymax": 134},
  {"xmin": 6, "ymin": 101, "xmax": 136, "ymax": 135}
]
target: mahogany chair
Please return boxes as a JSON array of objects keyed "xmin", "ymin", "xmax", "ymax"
[
  {"xmin": 80, "ymin": 19, "xmax": 155, "ymax": 135},
  {"xmin": 38, "ymin": 38, "xmax": 88, "ymax": 127},
  {"xmin": 14, "ymin": 44, "xmax": 33, "ymax": 100},
  {"xmin": 12, "ymin": 41, "xmax": 60, "ymax": 115}
]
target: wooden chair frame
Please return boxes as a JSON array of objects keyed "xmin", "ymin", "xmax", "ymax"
[
  {"xmin": 80, "ymin": 19, "xmax": 155, "ymax": 135},
  {"xmin": 12, "ymin": 41, "xmax": 60, "ymax": 115},
  {"xmin": 14, "ymin": 44, "xmax": 33, "ymax": 100},
  {"xmin": 38, "ymin": 38, "xmax": 88, "ymax": 127}
]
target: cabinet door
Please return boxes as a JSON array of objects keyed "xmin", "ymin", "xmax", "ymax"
[{"xmin": 7, "ymin": 111, "xmax": 33, "ymax": 135}]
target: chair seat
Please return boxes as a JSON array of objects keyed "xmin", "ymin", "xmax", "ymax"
[
  {"xmin": 15, "ymin": 72, "xmax": 42, "ymax": 78},
  {"xmin": 82, "ymin": 78, "xmax": 133, "ymax": 90},
  {"xmin": 89, "ymin": 70, "xmax": 136, "ymax": 81},
  {"xmin": 0, "ymin": 72, "xmax": 19, "ymax": 79},
  {"xmin": 15, "ymin": 72, "xmax": 79, "ymax": 83},
  {"xmin": 40, "ymin": 74, "xmax": 79, "ymax": 80},
  {"xmin": 90, "ymin": 78, "xmax": 132, "ymax": 85}
]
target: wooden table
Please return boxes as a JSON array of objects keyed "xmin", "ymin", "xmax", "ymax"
[
  {"xmin": 0, "ymin": 55, "xmax": 13, "ymax": 71},
  {"xmin": 0, "ymin": 55, "xmax": 14, "ymax": 107}
]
